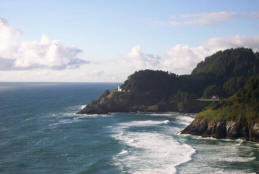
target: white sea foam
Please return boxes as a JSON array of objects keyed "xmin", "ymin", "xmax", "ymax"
[
  {"xmin": 179, "ymin": 133, "xmax": 249, "ymax": 144},
  {"xmin": 49, "ymin": 112, "xmax": 76, "ymax": 118},
  {"xmin": 49, "ymin": 118, "xmax": 79, "ymax": 127},
  {"xmin": 140, "ymin": 112, "xmax": 178, "ymax": 117},
  {"xmin": 48, "ymin": 105, "xmax": 111, "ymax": 128},
  {"xmin": 175, "ymin": 116, "xmax": 194, "ymax": 126},
  {"xmin": 80, "ymin": 104, "xmax": 87, "ymax": 109},
  {"xmin": 49, "ymin": 104, "xmax": 111, "ymax": 119},
  {"xmin": 118, "ymin": 150, "xmax": 128, "ymax": 156},
  {"xmin": 49, "ymin": 113, "xmax": 112, "ymax": 127},
  {"xmin": 223, "ymin": 157, "xmax": 256, "ymax": 162},
  {"xmin": 189, "ymin": 168, "xmax": 257, "ymax": 174},
  {"xmin": 162, "ymin": 120, "xmax": 170, "ymax": 124},
  {"xmin": 137, "ymin": 112, "xmax": 196, "ymax": 118},
  {"xmin": 112, "ymin": 120, "xmax": 196, "ymax": 174},
  {"xmin": 213, "ymin": 171, "xmax": 256, "ymax": 174},
  {"xmin": 173, "ymin": 116, "xmax": 194, "ymax": 134},
  {"xmin": 178, "ymin": 132, "xmax": 258, "ymax": 174},
  {"xmin": 117, "ymin": 120, "xmax": 170, "ymax": 128}
]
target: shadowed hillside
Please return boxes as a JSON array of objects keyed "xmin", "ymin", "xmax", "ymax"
[{"xmin": 78, "ymin": 48, "xmax": 259, "ymax": 114}]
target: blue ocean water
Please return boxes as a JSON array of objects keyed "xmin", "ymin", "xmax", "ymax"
[{"xmin": 0, "ymin": 82, "xmax": 258, "ymax": 174}]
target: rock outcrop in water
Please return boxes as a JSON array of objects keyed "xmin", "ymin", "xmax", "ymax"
[
  {"xmin": 77, "ymin": 48, "xmax": 259, "ymax": 115},
  {"xmin": 77, "ymin": 90, "xmax": 111, "ymax": 114},
  {"xmin": 77, "ymin": 89, "xmax": 133, "ymax": 114},
  {"xmin": 182, "ymin": 76, "xmax": 259, "ymax": 142}
]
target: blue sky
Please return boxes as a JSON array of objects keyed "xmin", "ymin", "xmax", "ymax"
[{"xmin": 0, "ymin": 0, "xmax": 259, "ymax": 82}]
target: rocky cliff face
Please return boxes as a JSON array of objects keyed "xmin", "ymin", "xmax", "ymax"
[
  {"xmin": 181, "ymin": 76, "xmax": 259, "ymax": 142},
  {"xmin": 181, "ymin": 118, "xmax": 259, "ymax": 142},
  {"xmin": 77, "ymin": 90, "xmax": 112, "ymax": 114},
  {"xmin": 77, "ymin": 90, "xmax": 129, "ymax": 114}
]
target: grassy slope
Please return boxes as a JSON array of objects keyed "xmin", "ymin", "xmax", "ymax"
[{"xmin": 197, "ymin": 76, "xmax": 259, "ymax": 122}]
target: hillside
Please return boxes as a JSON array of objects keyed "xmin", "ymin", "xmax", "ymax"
[
  {"xmin": 191, "ymin": 48, "xmax": 259, "ymax": 97},
  {"xmin": 77, "ymin": 48, "xmax": 259, "ymax": 114},
  {"xmin": 181, "ymin": 76, "xmax": 259, "ymax": 142}
]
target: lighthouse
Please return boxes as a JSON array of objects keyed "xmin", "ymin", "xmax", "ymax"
[{"xmin": 117, "ymin": 85, "xmax": 122, "ymax": 92}]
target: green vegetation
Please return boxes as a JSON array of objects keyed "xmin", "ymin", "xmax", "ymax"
[
  {"xmin": 117, "ymin": 48, "xmax": 259, "ymax": 112},
  {"xmin": 79, "ymin": 48, "xmax": 259, "ymax": 114},
  {"xmin": 197, "ymin": 76, "xmax": 259, "ymax": 122},
  {"xmin": 192, "ymin": 48, "xmax": 259, "ymax": 77}
]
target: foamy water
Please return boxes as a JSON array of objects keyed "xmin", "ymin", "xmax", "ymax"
[
  {"xmin": 178, "ymin": 132, "xmax": 258, "ymax": 174},
  {"xmin": 1, "ymin": 82, "xmax": 258, "ymax": 174},
  {"xmin": 112, "ymin": 119, "xmax": 196, "ymax": 174},
  {"xmin": 46, "ymin": 107, "xmax": 258, "ymax": 174}
]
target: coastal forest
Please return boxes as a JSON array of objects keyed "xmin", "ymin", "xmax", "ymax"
[{"xmin": 78, "ymin": 48, "xmax": 259, "ymax": 114}]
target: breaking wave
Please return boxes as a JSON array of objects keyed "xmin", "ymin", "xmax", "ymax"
[{"xmin": 111, "ymin": 119, "xmax": 195, "ymax": 174}]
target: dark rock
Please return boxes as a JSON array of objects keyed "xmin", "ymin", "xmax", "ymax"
[
  {"xmin": 76, "ymin": 90, "xmax": 111, "ymax": 114},
  {"xmin": 226, "ymin": 121, "xmax": 238, "ymax": 138},
  {"xmin": 215, "ymin": 122, "xmax": 226, "ymax": 138},
  {"xmin": 249, "ymin": 121, "xmax": 259, "ymax": 142},
  {"xmin": 181, "ymin": 118, "xmax": 259, "ymax": 142}
]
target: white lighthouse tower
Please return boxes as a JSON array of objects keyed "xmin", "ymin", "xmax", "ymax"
[{"xmin": 117, "ymin": 85, "xmax": 122, "ymax": 92}]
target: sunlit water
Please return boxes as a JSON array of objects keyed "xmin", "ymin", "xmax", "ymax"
[{"xmin": 0, "ymin": 82, "xmax": 258, "ymax": 174}]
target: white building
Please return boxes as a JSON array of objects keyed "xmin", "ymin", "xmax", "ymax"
[
  {"xmin": 117, "ymin": 85, "xmax": 122, "ymax": 92},
  {"xmin": 211, "ymin": 95, "xmax": 219, "ymax": 101}
]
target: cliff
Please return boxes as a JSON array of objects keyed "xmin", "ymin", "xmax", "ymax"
[
  {"xmin": 181, "ymin": 76, "xmax": 259, "ymax": 142},
  {"xmin": 77, "ymin": 70, "xmax": 210, "ymax": 114},
  {"xmin": 77, "ymin": 48, "xmax": 259, "ymax": 115}
]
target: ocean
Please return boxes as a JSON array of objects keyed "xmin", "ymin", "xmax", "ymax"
[{"xmin": 0, "ymin": 82, "xmax": 258, "ymax": 174}]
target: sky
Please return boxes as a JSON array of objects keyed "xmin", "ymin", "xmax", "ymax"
[{"xmin": 0, "ymin": 0, "xmax": 259, "ymax": 82}]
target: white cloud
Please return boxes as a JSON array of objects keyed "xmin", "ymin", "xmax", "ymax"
[
  {"xmin": 87, "ymin": 69, "xmax": 104, "ymax": 76},
  {"xmin": 169, "ymin": 11, "xmax": 259, "ymax": 26},
  {"xmin": 13, "ymin": 35, "xmax": 87, "ymax": 70},
  {"xmin": 0, "ymin": 17, "xmax": 87, "ymax": 70},
  {"xmin": 170, "ymin": 12, "xmax": 237, "ymax": 26},
  {"xmin": 164, "ymin": 35, "xmax": 259, "ymax": 74},
  {"xmin": 122, "ymin": 44, "xmax": 205, "ymax": 75},
  {"xmin": 1, "ymin": 35, "xmax": 259, "ymax": 82},
  {"xmin": 122, "ymin": 35, "xmax": 259, "ymax": 75},
  {"xmin": 2, "ymin": 17, "xmax": 259, "ymax": 82},
  {"xmin": 0, "ymin": 18, "xmax": 21, "ymax": 58},
  {"xmin": 245, "ymin": 12, "xmax": 259, "ymax": 19},
  {"xmin": 124, "ymin": 45, "xmax": 161, "ymax": 70},
  {"xmin": 162, "ymin": 44, "xmax": 210, "ymax": 74},
  {"xmin": 204, "ymin": 35, "xmax": 259, "ymax": 52}
]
